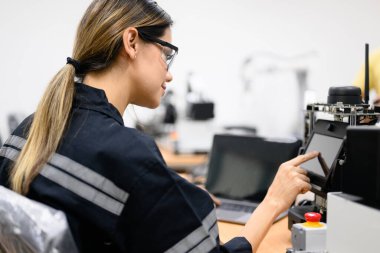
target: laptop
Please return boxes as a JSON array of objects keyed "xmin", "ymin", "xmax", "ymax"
[{"xmin": 205, "ymin": 134, "xmax": 301, "ymax": 224}]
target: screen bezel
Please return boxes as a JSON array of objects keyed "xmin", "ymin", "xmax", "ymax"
[{"xmin": 302, "ymin": 120, "xmax": 348, "ymax": 192}]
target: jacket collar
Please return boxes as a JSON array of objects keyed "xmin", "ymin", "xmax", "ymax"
[{"xmin": 73, "ymin": 82, "xmax": 124, "ymax": 125}]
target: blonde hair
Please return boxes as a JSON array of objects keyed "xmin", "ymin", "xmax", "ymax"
[{"xmin": 11, "ymin": 0, "xmax": 173, "ymax": 194}]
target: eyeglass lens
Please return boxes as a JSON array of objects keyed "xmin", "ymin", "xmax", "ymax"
[{"xmin": 161, "ymin": 46, "xmax": 176, "ymax": 69}]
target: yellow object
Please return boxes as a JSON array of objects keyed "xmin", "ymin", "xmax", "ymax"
[
  {"xmin": 354, "ymin": 48, "xmax": 380, "ymax": 96},
  {"xmin": 303, "ymin": 221, "xmax": 325, "ymax": 228}
]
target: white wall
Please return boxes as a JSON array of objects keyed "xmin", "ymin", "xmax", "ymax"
[
  {"xmin": 0, "ymin": 0, "xmax": 90, "ymax": 140},
  {"xmin": 1, "ymin": 0, "xmax": 380, "ymax": 140}
]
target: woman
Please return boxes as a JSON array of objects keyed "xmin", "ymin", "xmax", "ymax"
[{"xmin": 0, "ymin": 0, "xmax": 317, "ymax": 252}]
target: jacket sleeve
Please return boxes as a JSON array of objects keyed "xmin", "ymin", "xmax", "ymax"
[
  {"xmin": 222, "ymin": 237, "xmax": 252, "ymax": 253},
  {"xmin": 0, "ymin": 116, "xmax": 33, "ymax": 189},
  {"xmin": 113, "ymin": 157, "xmax": 252, "ymax": 253}
]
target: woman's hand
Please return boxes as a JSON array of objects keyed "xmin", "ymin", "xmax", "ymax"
[
  {"xmin": 263, "ymin": 151, "xmax": 319, "ymax": 216},
  {"xmin": 240, "ymin": 151, "xmax": 319, "ymax": 251}
]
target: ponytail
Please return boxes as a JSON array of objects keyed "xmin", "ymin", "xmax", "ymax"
[
  {"xmin": 10, "ymin": 0, "xmax": 174, "ymax": 195},
  {"xmin": 11, "ymin": 64, "xmax": 75, "ymax": 194}
]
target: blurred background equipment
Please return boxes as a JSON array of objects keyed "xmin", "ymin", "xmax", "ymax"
[
  {"xmin": 289, "ymin": 44, "xmax": 380, "ymax": 229},
  {"xmin": 353, "ymin": 47, "xmax": 380, "ymax": 106},
  {"xmin": 157, "ymin": 72, "xmax": 217, "ymax": 156},
  {"xmin": 185, "ymin": 72, "xmax": 215, "ymax": 121},
  {"xmin": 342, "ymin": 126, "xmax": 380, "ymax": 205},
  {"xmin": 239, "ymin": 50, "xmax": 318, "ymax": 139},
  {"xmin": 162, "ymin": 90, "xmax": 178, "ymax": 125},
  {"xmin": 7, "ymin": 113, "xmax": 25, "ymax": 134},
  {"xmin": 134, "ymin": 90, "xmax": 178, "ymax": 138}
]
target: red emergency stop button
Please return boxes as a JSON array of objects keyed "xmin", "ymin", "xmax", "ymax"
[{"xmin": 304, "ymin": 212, "xmax": 321, "ymax": 222}]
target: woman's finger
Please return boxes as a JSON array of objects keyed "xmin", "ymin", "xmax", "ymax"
[
  {"xmin": 298, "ymin": 174, "xmax": 310, "ymax": 183},
  {"xmin": 284, "ymin": 151, "xmax": 319, "ymax": 167},
  {"xmin": 294, "ymin": 166, "xmax": 308, "ymax": 176}
]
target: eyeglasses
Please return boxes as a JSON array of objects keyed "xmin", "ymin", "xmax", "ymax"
[{"xmin": 136, "ymin": 29, "xmax": 178, "ymax": 70}]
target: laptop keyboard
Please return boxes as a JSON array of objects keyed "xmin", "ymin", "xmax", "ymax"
[{"xmin": 219, "ymin": 202, "xmax": 256, "ymax": 213}]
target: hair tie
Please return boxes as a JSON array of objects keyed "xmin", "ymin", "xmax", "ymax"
[{"xmin": 66, "ymin": 57, "xmax": 81, "ymax": 73}]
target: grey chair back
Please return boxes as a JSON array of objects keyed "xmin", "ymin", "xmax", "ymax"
[{"xmin": 0, "ymin": 186, "xmax": 78, "ymax": 253}]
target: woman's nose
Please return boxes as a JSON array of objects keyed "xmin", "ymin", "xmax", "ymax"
[{"xmin": 166, "ymin": 71, "xmax": 173, "ymax": 83}]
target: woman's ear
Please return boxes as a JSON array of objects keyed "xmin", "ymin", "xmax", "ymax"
[{"xmin": 122, "ymin": 27, "xmax": 139, "ymax": 59}]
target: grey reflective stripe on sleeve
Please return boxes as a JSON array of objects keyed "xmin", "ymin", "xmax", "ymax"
[
  {"xmin": 50, "ymin": 153, "xmax": 128, "ymax": 203},
  {"xmin": 188, "ymin": 237, "xmax": 216, "ymax": 253},
  {"xmin": 164, "ymin": 209, "xmax": 218, "ymax": 253},
  {"xmin": 209, "ymin": 223, "xmax": 219, "ymax": 244},
  {"xmin": 2, "ymin": 135, "xmax": 129, "ymax": 215},
  {"xmin": 0, "ymin": 146, "xmax": 20, "ymax": 161},
  {"xmin": 4, "ymin": 135, "xmax": 26, "ymax": 150},
  {"xmin": 40, "ymin": 164, "xmax": 124, "ymax": 215},
  {"xmin": 203, "ymin": 210, "xmax": 218, "ymax": 242}
]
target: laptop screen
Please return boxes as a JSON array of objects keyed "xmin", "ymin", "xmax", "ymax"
[{"xmin": 205, "ymin": 135, "xmax": 301, "ymax": 202}]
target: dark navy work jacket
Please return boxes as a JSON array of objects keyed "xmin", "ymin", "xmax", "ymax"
[{"xmin": 0, "ymin": 83, "xmax": 252, "ymax": 253}]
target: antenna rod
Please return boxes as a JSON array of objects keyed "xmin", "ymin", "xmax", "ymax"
[{"xmin": 364, "ymin": 43, "xmax": 369, "ymax": 104}]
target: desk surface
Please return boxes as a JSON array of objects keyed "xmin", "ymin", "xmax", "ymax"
[
  {"xmin": 218, "ymin": 217, "xmax": 291, "ymax": 253},
  {"xmin": 159, "ymin": 145, "xmax": 208, "ymax": 171}
]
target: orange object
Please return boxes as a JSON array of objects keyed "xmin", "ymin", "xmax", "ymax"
[{"xmin": 169, "ymin": 131, "xmax": 178, "ymax": 141}]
